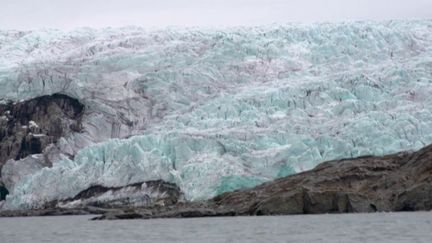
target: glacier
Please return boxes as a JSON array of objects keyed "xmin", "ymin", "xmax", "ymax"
[{"xmin": 1, "ymin": 21, "xmax": 432, "ymax": 209}]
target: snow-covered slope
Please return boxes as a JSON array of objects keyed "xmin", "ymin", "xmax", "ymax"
[{"xmin": 1, "ymin": 21, "xmax": 432, "ymax": 209}]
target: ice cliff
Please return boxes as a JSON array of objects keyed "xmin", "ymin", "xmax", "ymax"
[{"xmin": 1, "ymin": 21, "xmax": 432, "ymax": 209}]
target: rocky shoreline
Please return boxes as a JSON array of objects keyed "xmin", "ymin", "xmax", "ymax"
[{"xmin": 1, "ymin": 143, "xmax": 431, "ymax": 219}]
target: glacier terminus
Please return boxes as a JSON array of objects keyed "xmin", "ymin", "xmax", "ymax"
[{"xmin": 0, "ymin": 20, "xmax": 432, "ymax": 209}]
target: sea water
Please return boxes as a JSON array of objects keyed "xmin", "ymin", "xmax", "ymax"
[{"xmin": 0, "ymin": 212, "xmax": 431, "ymax": 242}]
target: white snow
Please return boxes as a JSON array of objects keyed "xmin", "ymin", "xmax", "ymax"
[
  {"xmin": 31, "ymin": 134, "xmax": 46, "ymax": 138},
  {"xmin": 28, "ymin": 120, "xmax": 38, "ymax": 129}
]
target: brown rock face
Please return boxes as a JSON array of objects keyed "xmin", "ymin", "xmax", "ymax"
[
  {"xmin": 212, "ymin": 144, "xmax": 432, "ymax": 215},
  {"xmin": 0, "ymin": 94, "xmax": 84, "ymax": 170}
]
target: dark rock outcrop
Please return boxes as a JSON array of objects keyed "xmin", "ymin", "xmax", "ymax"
[
  {"xmin": 0, "ymin": 94, "xmax": 84, "ymax": 170},
  {"xmin": 211, "ymin": 144, "xmax": 432, "ymax": 215},
  {"xmin": 0, "ymin": 182, "xmax": 8, "ymax": 201},
  {"xmin": 0, "ymin": 207, "xmax": 90, "ymax": 217},
  {"xmin": 93, "ymin": 144, "xmax": 432, "ymax": 220},
  {"xmin": 58, "ymin": 180, "xmax": 182, "ymax": 209}
]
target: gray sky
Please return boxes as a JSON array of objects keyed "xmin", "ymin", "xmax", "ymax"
[{"xmin": 1, "ymin": 0, "xmax": 432, "ymax": 30}]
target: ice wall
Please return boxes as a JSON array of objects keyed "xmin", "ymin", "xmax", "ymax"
[{"xmin": 1, "ymin": 21, "xmax": 432, "ymax": 209}]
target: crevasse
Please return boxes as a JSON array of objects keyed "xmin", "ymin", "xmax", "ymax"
[{"xmin": 1, "ymin": 21, "xmax": 432, "ymax": 209}]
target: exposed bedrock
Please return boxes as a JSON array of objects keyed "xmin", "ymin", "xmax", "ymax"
[
  {"xmin": 57, "ymin": 180, "xmax": 183, "ymax": 209},
  {"xmin": 216, "ymin": 144, "xmax": 432, "ymax": 214},
  {"xmin": 93, "ymin": 144, "xmax": 432, "ymax": 220},
  {"xmin": 0, "ymin": 93, "xmax": 84, "ymax": 167},
  {"xmin": 0, "ymin": 94, "xmax": 84, "ymax": 192},
  {"xmin": 211, "ymin": 145, "xmax": 432, "ymax": 215},
  {"xmin": 0, "ymin": 182, "xmax": 8, "ymax": 201}
]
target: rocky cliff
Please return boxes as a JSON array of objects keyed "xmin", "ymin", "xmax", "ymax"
[
  {"xmin": 0, "ymin": 94, "xmax": 84, "ymax": 167},
  {"xmin": 211, "ymin": 144, "xmax": 432, "ymax": 215},
  {"xmin": 0, "ymin": 94, "xmax": 84, "ymax": 195}
]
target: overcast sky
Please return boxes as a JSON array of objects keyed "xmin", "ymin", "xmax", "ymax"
[{"xmin": 1, "ymin": 0, "xmax": 432, "ymax": 30}]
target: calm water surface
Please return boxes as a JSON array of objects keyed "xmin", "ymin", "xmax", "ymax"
[{"xmin": 0, "ymin": 212, "xmax": 431, "ymax": 242}]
